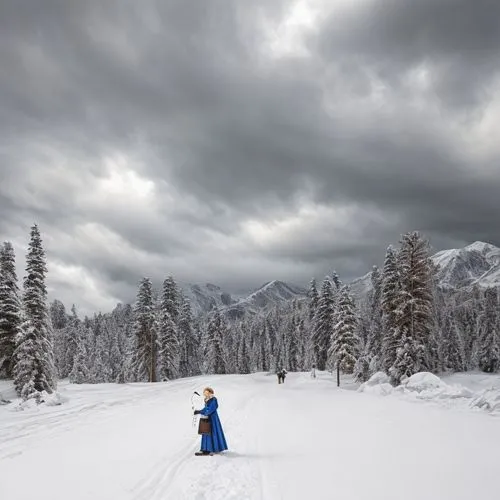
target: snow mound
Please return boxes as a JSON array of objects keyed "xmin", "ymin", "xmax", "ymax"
[
  {"xmin": 8, "ymin": 390, "xmax": 67, "ymax": 411},
  {"xmin": 358, "ymin": 372, "xmax": 393, "ymax": 396},
  {"xmin": 359, "ymin": 371, "xmax": 486, "ymax": 412},
  {"xmin": 401, "ymin": 372, "xmax": 447, "ymax": 391},
  {"xmin": 395, "ymin": 373, "xmax": 474, "ymax": 401}
]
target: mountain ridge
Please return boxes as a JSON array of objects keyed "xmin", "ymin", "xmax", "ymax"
[{"xmin": 180, "ymin": 241, "xmax": 500, "ymax": 316}]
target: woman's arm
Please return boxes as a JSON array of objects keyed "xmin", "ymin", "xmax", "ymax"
[{"xmin": 199, "ymin": 398, "xmax": 218, "ymax": 416}]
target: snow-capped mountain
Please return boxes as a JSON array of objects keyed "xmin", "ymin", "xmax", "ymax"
[
  {"xmin": 224, "ymin": 280, "xmax": 307, "ymax": 318},
  {"xmin": 350, "ymin": 241, "xmax": 500, "ymax": 305},
  {"xmin": 239, "ymin": 280, "xmax": 307, "ymax": 308},
  {"xmin": 432, "ymin": 241, "xmax": 500, "ymax": 290},
  {"xmin": 179, "ymin": 282, "xmax": 241, "ymax": 316},
  {"xmin": 180, "ymin": 280, "xmax": 307, "ymax": 317},
  {"xmin": 181, "ymin": 241, "xmax": 500, "ymax": 317}
]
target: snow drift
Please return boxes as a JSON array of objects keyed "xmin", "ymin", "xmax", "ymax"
[{"xmin": 359, "ymin": 371, "xmax": 500, "ymax": 415}]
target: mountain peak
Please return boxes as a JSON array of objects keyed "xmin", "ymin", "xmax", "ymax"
[
  {"xmin": 464, "ymin": 241, "xmax": 497, "ymax": 253},
  {"xmin": 433, "ymin": 241, "xmax": 500, "ymax": 290}
]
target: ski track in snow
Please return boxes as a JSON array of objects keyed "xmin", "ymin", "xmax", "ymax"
[
  {"xmin": 131, "ymin": 379, "xmax": 264, "ymax": 500},
  {"xmin": 1, "ymin": 373, "xmax": 499, "ymax": 500}
]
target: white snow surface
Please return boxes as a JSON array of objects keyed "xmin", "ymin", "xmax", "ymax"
[
  {"xmin": 1, "ymin": 372, "xmax": 499, "ymax": 500},
  {"xmin": 360, "ymin": 371, "xmax": 500, "ymax": 414}
]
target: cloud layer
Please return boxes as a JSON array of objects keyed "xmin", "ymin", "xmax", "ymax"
[{"xmin": 1, "ymin": 0, "xmax": 499, "ymax": 313}]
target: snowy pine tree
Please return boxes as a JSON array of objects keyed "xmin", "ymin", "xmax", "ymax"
[
  {"xmin": 236, "ymin": 323, "xmax": 251, "ymax": 374},
  {"xmin": 456, "ymin": 294, "xmax": 481, "ymax": 370},
  {"xmin": 93, "ymin": 332, "xmax": 112, "ymax": 383},
  {"xmin": 157, "ymin": 277, "xmax": 181, "ymax": 380},
  {"xmin": 312, "ymin": 278, "xmax": 334, "ymax": 370},
  {"xmin": 178, "ymin": 296, "xmax": 199, "ymax": 377},
  {"xmin": 54, "ymin": 305, "xmax": 80, "ymax": 378},
  {"xmin": 478, "ymin": 287, "xmax": 500, "ymax": 373},
  {"xmin": 288, "ymin": 304, "xmax": 300, "ymax": 371},
  {"xmin": 204, "ymin": 309, "xmax": 227, "ymax": 374},
  {"xmin": 440, "ymin": 311, "xmax": 465, "ymax": 372},
  {"xmin": 330, "ymin": 270, "xmax": 343, "ymax": 290},
  {"xmin": 381, "ymin": 246, "xmax": 400, "ymax": 374},
  {"xmin": 131, "ymin": 278, "xmax": 158, "ymax": 382},
  {"xmin": 389, "ymin": 232, "xmax": 436, "ymax": 384},
  {"xmin": 161, "ymin": 276, "xmax": 180, "ymax": 324},
  {"xmin": 308, "ymin": 278, "xmax": 319, "ymax": 321},
  {"xmin": 328, "ymin": 286, "xmax": 359, "ymax": 380},
  {"xmin": 0, "ymin": 242, "xmax": 22, "ymax": 378},
  {"xmin": 157, "ymin": 309, "xmax": 178, "ymax": 380},
  {"xmin": 70, "ymin": 324, "xmax": 91, "ymax": 384},
  {"xmin": 13, "ymin": 225, "xmax": 57, "ymax": 399},
  {"xmin": 366, "ymin": 265, "xmax": 383, "ymax": 370},
  {"xmin": 50, "ymin": 300, "xmax": 68, "ymax": 330}
]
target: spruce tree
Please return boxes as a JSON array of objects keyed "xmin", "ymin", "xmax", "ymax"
[
  {"xmin": 366, "ymin": 265, "xmax": 383, "ymax": 368},
  {"xmin": 204, "ymin": 309, "xmax": 227, "ymax": 374},
  {"xmin": 237, "ymin": 325, "xmax": 251, "ymax": 374},
  {"xmin": 288, "ymin": 305, "xmax": 300, "ymax": 371},
  {"xmin": 107, "ymin": 316, "xmax": 125, "ymax": 382},
  {"xmin": 54, "ymin": 306, "xmax": 79, "ymax": 379},
  {"xmin": 70, "ymin": 324, "xmax": 91, "ymax": 384},
  {"xmin": 328, "ymin": 286, "xmax": 359, "ymax": 381},
  {"xmin": 50, "ymin": 300, "xmax": 68, "ymax": 330},
  {"xmin": 467, "ymin": 286, "xmax": 483, "ymax": 369},
  {"xmin": 161, "ymin": 276, "xmax": 180, "ymax": 324},
  {"xmin": 330, "ymin": 270, "xmax": 343, "ymax": 290},
  {"xmin": 14, "ymin": 225, "xmax": 57, "ymax": 399},
  {"xmin": 0, "ymin": 242, "xmax": 22, "ymax": 378},
  {"xmin": 297, "ymin": 316, "xmax": 309, "ymax": 371},
  {"xmin": 157, "ymin": 309, "xmax": 178, "ymax": 380},
  {"xmin": 390, "ymin": 232, "xmax": 436, "ymax": 384},
  {"xmin": 458, "ymin": 300, "xmax": 480, "ymax": 370},
  {"xmin": 92, "ymin": 328, "xmax": 112, "ymax": 383},
  {"xmin": 312, "ymin": 278, "xmax": 334, "ymax": 370},
  {"xmin": 478, "ymin": 287, "xmax": 500, "ymax": 373},
  {"xmin": 381, "ymin": 246, "xmax": 400, "ymax": 374},
  {"xmin": 131, "ymin": 278, "xmax": 157, "ymax": 382},
  {"xmin": 157, "ymin": 277, "xmax": 181, "ymax": 380},
  {"xmin": 178, "ymin": 297, "xmax": 198, "ymax": 376},
  {"xmin": 440, "ymin": 312, "xmax": 465, "ymax": 372},
  {"xmin": 308, "ymin": 278, "xmax": 319, "ymax": 321}
]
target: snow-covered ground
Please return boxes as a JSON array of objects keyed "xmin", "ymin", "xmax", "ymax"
[
  {"xmin": 359, "ymin": 370, "xmax": 500, "ymax": 414},
  {"xmin": 1, "ymin": 372, "xmax": 499, "ymax": 500}
]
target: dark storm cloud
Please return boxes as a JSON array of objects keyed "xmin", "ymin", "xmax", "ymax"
[
  {"xmin": 1, "ymin": 0, "xmax": 499, "ymax": 312},
  {"xmin": 315, "ymin": 0, "xmax": 500, "ymax": 108}
]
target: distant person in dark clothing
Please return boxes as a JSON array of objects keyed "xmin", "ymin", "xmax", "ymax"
[{"xmin": 277, "ymin": 369, "xmax": 287, "ymax": 384}]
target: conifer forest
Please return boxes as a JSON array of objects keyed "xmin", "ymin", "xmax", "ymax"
[{"xmin": 1, "ymin": 226, "xmax": 499, "ymax": 400}]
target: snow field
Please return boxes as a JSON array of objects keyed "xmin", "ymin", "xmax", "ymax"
[{"xmin": 1, "ymin": 372, "xmax": 499, "ymax": 500}]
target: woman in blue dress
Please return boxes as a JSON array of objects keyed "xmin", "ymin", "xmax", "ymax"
[{"xmin": 193, "ymin": 387, "xmax": 228, "ymax": 456}]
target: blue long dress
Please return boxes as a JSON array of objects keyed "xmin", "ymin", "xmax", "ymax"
[{"xmin": 199, "ymin": 397, "xmax": 228, "ymax": 453}]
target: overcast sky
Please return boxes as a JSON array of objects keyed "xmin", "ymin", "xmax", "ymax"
[{"xmin": 1, "ymin": 0, "xmax": 499, "ymax": 314}]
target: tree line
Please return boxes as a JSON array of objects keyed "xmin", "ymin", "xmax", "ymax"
[{"xmin": 1, "ymin": 227, "xmax": 499, "ymax": 401}]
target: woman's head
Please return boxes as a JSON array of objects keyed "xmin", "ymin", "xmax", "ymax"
[{"xmin": 203, "ymin": 387, "xmax": 214, "ymax": 400}]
